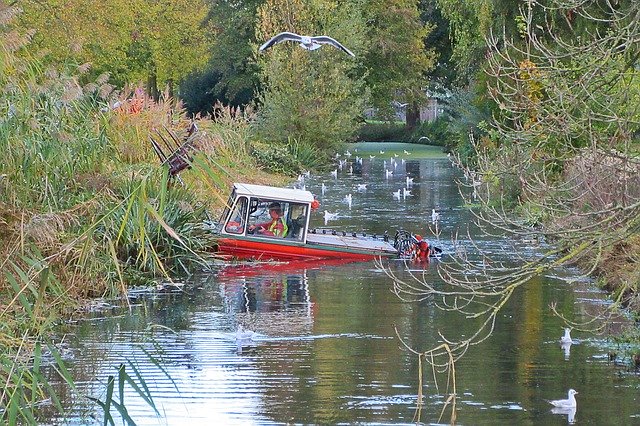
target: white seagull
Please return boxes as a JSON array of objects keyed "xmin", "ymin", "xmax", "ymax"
[
  {"xmin": 402, "ymin": 188, "xmax": 411, "ymax": 199},
  {"xmin": 547, "ymin": 389, "xmax": 578, "ymax": 409},
  {"xmin": 344, "ymin": 193, "xmax": 352, "ymax": 209},
  {"xmin": 259, "ymin": 32, "xmax": 355, "ymax": 57},
  {"xmin": 560, "ymin": 328, "xmax": 573, "ymax": 344},
  {"xmin": 385, "ymin": 170, "xmax": 393, "ymax": 179},
  {"xmin": 406, "ymin": 176, "xmax": 414, "ymax": 187},
  {"xmin": 236, "ymin": 325, "xmax": 255, "ymax": 342},
  {"xmin": 324, "ymin": 210, "xmax": 338, "ymax": 225},
  {"xmin": 392, "ymin": 189, "xmax": 401, "ymax": 200}
]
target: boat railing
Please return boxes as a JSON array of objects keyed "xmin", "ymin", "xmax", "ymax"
[{"xmin": 309, "ymin": 228, "xmax": 390, "ymax": 242}]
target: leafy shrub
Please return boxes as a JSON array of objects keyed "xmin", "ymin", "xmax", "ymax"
[
  {"xmin": 250, "ymin": 141, "xmax": 303, "ymax": 175},
  {"xmin": 409, "ymin": 117, "xmax": 452, "ymax": 147},
  {"xmin": 356, "ymin": 122, "xmax": 411, "ymax": 142}
]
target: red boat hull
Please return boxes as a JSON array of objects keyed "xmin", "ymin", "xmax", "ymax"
[{"xmin": 216, "ymin": 236, "xmax": 396, "ymax": 261}]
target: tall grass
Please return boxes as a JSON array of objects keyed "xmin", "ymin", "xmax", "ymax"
[{"xmin": 0, "ymin": 7, "xmax": 259, "ymax": 422}]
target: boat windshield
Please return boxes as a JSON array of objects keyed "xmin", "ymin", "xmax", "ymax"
[
  {"xmin": 224, "ymin": 196, "xmax": 248, "ymax": 234},
  {"xmin": 246, "ymin": 198, "xmax": 308, "ymax": 241}
]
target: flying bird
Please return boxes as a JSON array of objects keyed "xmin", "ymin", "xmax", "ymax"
[{"xmin": 259, "ymin": 32, "xmax": 355, "ymax": 57}]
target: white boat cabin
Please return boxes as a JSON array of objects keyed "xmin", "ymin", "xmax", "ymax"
[{"xmin": 220, "ymin": 183, "xmax": 315, "ymax": 241}]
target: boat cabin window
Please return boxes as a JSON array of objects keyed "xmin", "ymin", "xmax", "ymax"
[
  {"xmin": 224, "ymin": 196, "xmax": 247, "ymax": 234},
  {"xmin": 247, "ymin": 198, "xmax": 308, "ymax": 241}
]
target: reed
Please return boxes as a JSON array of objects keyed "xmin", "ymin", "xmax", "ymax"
[{"xmin": 0, "ymin": 8, "xmax": 260, "ymax": 422}]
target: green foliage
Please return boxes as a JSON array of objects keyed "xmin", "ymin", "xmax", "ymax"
[
  {"xmin": 179, "ymin": 69, "xmax": 224, "ymax": 116},
  {"xmin": 409, "ymin": 117, "xmax": 452, "ymax": 146},
  {"xmin": 362, "ymin": 0, "xmax": 436, "ymax": 116},
  {"xmin": 356, "ymin": 122, "xmax": 411, "ymax": 142},
  {"xmin": 98, "ymin": 174, "xmax": 214, "ymax": 283},
  {"xmin": 203, "ymin": 0, "xmax": 263, "ymax": 108},
  {"xmin": 17, "ymin": 0, "xmax": 212, "ymax": 92}
]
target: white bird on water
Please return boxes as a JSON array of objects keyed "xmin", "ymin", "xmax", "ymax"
[
  {"xmin": 385, "ymin": 170, "xmax": 393, "ymax": 179},
  {"xmin": 344, "ymin": 193, "xmax": 352, "ymax": 209},
  {"xmin": 259, "ymin": 32, "xmax": 355, "ymax": 57},
  {"xmin": 356, "ymin": 184, "xmax": 367, "ymax": 191},
  {"xmin": 431, "ymin": 209, "xmax": 439, "ymax": 223},
  {"xmin": 392, "ymin": 189, "xmax": 401, "ymax": 200},
  {"xmin": 406, "ymin": 176, "xmax": 414, "ymax": 187},
  {"xmin": 379, "ymin": 150, "xmax": 385, "ymax": 154},
  {"xmin": 324, "ymin": 210, "xmax": 338, "ymax": 225},
  {"xmin": 330, "ymin": 169, "xmax": 338, "ymax": 179},
  {"xmin": 404, "ymin": 149, "xmax": 411, "ymax": 155},
  {"xmin": 547, "ymin": 389, "xmax": 578, "ymax": 409},
  {"xmin": 402, "ymin": 188, "xmax": 411, "ymax": 199},
  {"xmin": 561, "ymin": 328, "xmax": 573, "ymax": 344},
  {"xmin": 236, "ymin": 325, "xmax": 255, "ymax": 342},
  {"xmin": 369, "ymin": 155, "xmax": 376, "ymax": 160},
  {"xmin": 321, "ymin": 182, "xmax": 327, "ymax": 195}
]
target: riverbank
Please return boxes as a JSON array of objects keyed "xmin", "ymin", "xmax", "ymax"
[{"xmin": 0, "ymin": 76, "xmax": 290, "ymax": 421}]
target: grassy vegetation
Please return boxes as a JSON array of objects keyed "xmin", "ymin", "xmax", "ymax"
[
  {"xmin": 0, "ymin": 29, "xmax": 292, "ymax": 422},
  {"xmin": 355, "ymin": 118, "xmax": 451, "ymax": 147}
]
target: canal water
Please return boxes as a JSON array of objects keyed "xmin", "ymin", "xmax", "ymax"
[{"xmin": 44, "ymin": 142, "xmax": 639, "ymax": 425}]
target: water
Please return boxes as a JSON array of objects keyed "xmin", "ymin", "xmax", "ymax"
[{"xmin": 43, "ymin": 143, "xmax": 640, "ymax": 425}]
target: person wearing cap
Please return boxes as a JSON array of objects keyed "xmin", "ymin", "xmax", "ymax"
[{"xmin": 249, "ymin": 202, "xmax": 289, "ymax": 237}]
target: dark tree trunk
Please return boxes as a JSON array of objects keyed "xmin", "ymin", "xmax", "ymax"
[
  {"xmin": 147, "ymin": 73, "xmax": 159, "ymax": 101},
  {"xmin": 406, "ymin": 102, "xmax": 420, "ymax": 130},
  {"xmin": 166, "ymin": 79, "xmax": 174, "ymax": 100}
]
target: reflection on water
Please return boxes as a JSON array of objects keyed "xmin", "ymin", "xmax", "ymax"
[{"xmin": 42, "ymin": 143, "xmax": 639, "ymax": 425}]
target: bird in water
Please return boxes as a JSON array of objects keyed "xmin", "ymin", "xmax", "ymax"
[
  {"xmin": 431, "ymin": 209, "xmax": 439, "ymax": 223},
  {"xmin": 356, "ymin": 184, "xmax": 367, "ymax": 192},
  {"xmin": 560, "ymin": 328, "xmax": 573, "ymax": 344},
  {"xmin": 259, "ymin": 32, "xmax": 355, "ymax": 57},
  {"xmin": 402, "ymin": 188, "xmax": 412, "ymax": 199},
  {"xmin": 321, "ymin": 182, "xmax": 327, "ymax": 195},
  {"xmin": 330, "ymin": 169, "xmax": 338, "ymax": 179},
  {"xmin": 392, "ymin": 189, "xmax": 401, "ymax": 200},
  {"xmin": 547, "ymin": 389, "xmax": 578, "ymax": 409},
  {"xmin": 236, "ymin": 325, "xmax": 254, "ymax": 342},
  {"xmin": 406, "ymin": 176, "xmax": 414, "ymax": 187},
  {"xmin": 344, "ymin": 193, "xmax": 352, "ymax": 209},
  {"xmin": 385, "ymin": 170, "xmax": 393, "ymax": 179},
  {"xmin": 324, "ymin": 210, "xmax": 338, "ymax": 225}
]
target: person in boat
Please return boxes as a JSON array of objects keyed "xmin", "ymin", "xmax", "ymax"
[{"xmin": 249, "ymin": 202, "xmax": 288, "ymax": 237}]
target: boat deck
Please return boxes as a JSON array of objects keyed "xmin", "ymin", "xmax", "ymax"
[{"xmin": 306, "ymin": 233, "xmax": 396, "ymax": 254}]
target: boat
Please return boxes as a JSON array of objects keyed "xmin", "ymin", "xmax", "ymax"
[{"xmin": 210, "ymin": 183, "xmax": 439, "ymax": 262}]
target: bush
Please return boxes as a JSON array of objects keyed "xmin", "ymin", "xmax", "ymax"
[
  {"xmin": 355, "ymin": 121, "xmax": 411, "ymax": 142},
  {"xmin": 409, "ymin": 117, "xmax": 452, "ymax": 147}
]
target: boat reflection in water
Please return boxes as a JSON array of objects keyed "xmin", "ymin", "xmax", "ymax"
[{"xmin": 217, "ymin": 260, "xmax": 342, "ymax": 342}]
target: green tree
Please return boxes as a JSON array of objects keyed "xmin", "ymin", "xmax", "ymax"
[
  {"xmin": 16, "ymin": 0, "xmax": 212, "ymax": 94},
  {"xmin": 362, "ymin": 0, "xmax": 436, "ymax": 127},
  {"xmin": 255, "ymin": 0, "xmax": 368, "ymax": 152},
  {"xmin": 206, "ymin": 0, "xmax": 264, "ymax": 106}
]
